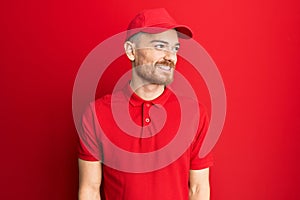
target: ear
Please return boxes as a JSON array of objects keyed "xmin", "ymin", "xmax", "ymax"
[{"xmin": 124, "ymin": 41, "xmax": 135, "ymax": 61}]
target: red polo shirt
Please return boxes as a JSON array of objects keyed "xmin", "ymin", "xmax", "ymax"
[{"xmin": 78, "ymin": 84, "xmax": 213, "ymax": 200}]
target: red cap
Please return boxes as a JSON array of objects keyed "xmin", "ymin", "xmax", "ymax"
[{"xmin": 126, "ymin": 8, "xmax": 193, "ymax": 40}]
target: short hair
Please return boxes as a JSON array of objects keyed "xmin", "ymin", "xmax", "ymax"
[{"xmin": 126, "ymin": 32, "xmax": 143, "ymax": 44}]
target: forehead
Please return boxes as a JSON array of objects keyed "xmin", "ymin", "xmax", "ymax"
[{"xmin": 139, "ymin": 29, "xmax": 179, "ymax": 45}]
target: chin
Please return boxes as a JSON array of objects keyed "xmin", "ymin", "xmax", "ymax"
[{"xmin": 156, "ymin": 79, "xmax": 174, "ymax": 85}]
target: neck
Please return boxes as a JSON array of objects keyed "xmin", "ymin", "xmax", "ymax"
[{"xmin": 130, "ymin": 81, "xmax": 165, "ymax": 101}]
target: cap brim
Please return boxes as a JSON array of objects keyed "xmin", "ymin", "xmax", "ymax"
[
  {"xmin": 126, "ymin": 25, "xmax": 193, "ymax": 40},
  {"xmin": 173, "ymin": 25, "xmax": 193, "ymax": 39}
]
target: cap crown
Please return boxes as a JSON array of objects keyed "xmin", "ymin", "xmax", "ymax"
[{"xmin": 127, "ymin": 8, "xmax": 193, "ymax": 40}]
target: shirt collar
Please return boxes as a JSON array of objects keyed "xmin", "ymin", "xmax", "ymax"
[{"xmin": 123, "ymin": 82, "xmax": 171, "ymax": 107}]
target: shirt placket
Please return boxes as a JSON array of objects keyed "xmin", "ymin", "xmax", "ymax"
[{"xmin": 142, "ymin": 102, "xmax": 152, "ymax": 126}]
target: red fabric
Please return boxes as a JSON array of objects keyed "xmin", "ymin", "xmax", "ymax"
[
  {"xmin": 126, "ymin": 8, "xmax": 193, "ymax": 40},
  {"xmin": 78, "ymin": 84, "xmax": 213, "ymax": 200}
]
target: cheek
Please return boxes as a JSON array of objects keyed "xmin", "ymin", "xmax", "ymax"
[
  {"xmin": 135, "ymin": 51, "xmax": 147, "ymax": 65},
  {"xmin": 174, "ymin": 55, "xmax": 178, "ymax": 64},
  {"xmin": 135, "ymin": 50, "xmax": 164, "ymax": 66}
]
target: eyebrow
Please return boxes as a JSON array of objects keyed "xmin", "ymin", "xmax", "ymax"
[{"xmin": 150, "ymin": 40, "xmax": 180, "ymax": 46}]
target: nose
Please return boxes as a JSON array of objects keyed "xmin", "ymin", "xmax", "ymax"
[{"xmin": 163, "ymin": 50, "xmax": 177, "ymax": 64}]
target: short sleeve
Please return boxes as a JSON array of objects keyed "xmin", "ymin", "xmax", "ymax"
[
  {"xmin": 190, "ymin": 104, "xmax": 214, "ymax": 169},
  {"xmin": 77, "ymin": 103, "xmax": 102, "ymax": 161}
]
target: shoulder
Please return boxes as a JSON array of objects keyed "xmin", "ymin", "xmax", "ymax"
[
  {"xmin": 166, "ymin": 89, "xmax": 208, "ymax": 117},
  {"xmin": 94, "ymin": 90, "xmax": 127, "ymax": 107}
]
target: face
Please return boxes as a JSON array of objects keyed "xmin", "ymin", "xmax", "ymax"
[{"xmin": 130, "ymin": 29, "xmax": 180, "ymax": 85}]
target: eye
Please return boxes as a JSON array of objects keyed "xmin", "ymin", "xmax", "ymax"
[
  {"xmin": 173, "ymin": 45, "xmax": 180, "ymax": 52},
  {"xmin": 154, "ymin": 44, "xmax": 166, "ymax": 49}
]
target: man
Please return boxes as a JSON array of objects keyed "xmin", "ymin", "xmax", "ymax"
[{"xmin": 78, "ymin": 8, "xmax": 213, "ymax": 200}]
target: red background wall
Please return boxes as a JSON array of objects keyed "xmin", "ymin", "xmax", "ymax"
[{"xmin": 1, "ymin": 0, "xmax": 299, "ymax": 199}]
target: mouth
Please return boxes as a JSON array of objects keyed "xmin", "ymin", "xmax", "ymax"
[{"xmin": 157, "ymin": 65, "xmax": 173, "ymax": 72}]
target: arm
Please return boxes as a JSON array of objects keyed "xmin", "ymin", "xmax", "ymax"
[
  {"xmin": 78, "ymin": 159, "xmax": 102, "ymax": 200},
  {"xmin": 189, "ymin": 168, "xmax": 210, "ymax": 200}
]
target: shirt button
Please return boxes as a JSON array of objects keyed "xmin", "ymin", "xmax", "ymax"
[
  {"xmin": 145, "ymin": 103, "xmax": 151, "ymax": 107},
  {"xmin": 145, "ymin": 118, "xmax": 150, "ymax": 123}
]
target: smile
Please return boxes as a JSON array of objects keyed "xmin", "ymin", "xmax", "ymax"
[{"xmin": 157, "ymin": 65, "xmax": 172, "ymax": 71}]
